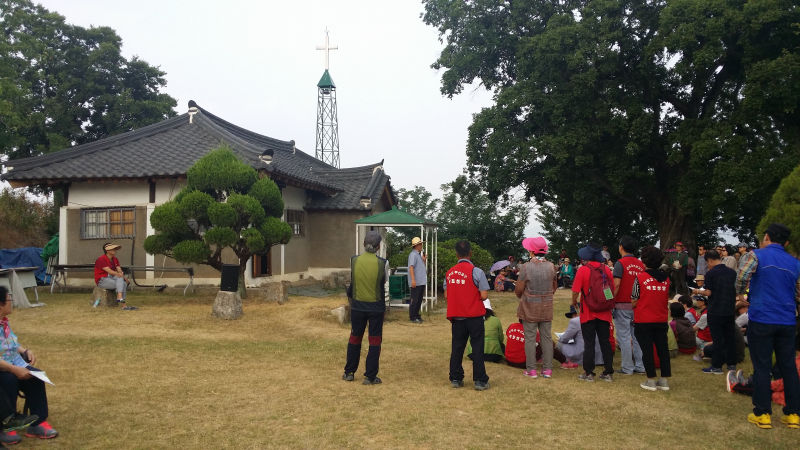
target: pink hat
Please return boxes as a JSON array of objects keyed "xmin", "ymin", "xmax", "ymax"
[{"xmin": 522, "ymin": 237, "xmax": 548, "ymax": 254}]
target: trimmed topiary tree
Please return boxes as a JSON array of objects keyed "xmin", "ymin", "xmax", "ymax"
[
  {"xmin": 144, "ymin": 146, "xmax": 292, "ymax": 300},
  {"xmin": 757, "ymin": 165, "xmax": 800, "ymax": 255}
]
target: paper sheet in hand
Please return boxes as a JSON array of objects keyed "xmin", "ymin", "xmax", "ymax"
[{"xmin": 28, "ymin": 370, "xmax": 54, "ymax": 385}]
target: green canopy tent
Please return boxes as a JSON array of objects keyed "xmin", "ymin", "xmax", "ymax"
[{"xmin": 354, "ymin": 206, "xmax": 439, "ymax": 312}]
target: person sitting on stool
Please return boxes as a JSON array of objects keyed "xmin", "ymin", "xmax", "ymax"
[{"xmin": 94, "ymin": 243, "xmax": 136, "ymax": 310}]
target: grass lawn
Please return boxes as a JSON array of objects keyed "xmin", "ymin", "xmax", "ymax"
[{"xmin": 7, "ymin": 288, "xmax": 798, "ymax": 449}]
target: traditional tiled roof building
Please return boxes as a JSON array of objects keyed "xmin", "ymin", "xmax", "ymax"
[{"xmin": 2, "ymin": 102, "xmax": 395, "ymax": 286}]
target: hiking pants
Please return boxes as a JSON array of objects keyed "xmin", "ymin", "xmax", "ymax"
[{"xmin": 345, "ymin": 310, "xmax": 384, "ymax": 379}]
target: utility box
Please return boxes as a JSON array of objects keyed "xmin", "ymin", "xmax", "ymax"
[{"xmin": 389, "ymin": 269, "xmax": 409, "ymax": 301}]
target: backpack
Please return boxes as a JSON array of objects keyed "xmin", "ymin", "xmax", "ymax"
[{"xmin": 581, "ymin": 264, "xmax": 615, "ymax": 312}]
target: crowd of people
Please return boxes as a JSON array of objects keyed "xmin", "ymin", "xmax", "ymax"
[{"xmin": 342, "ymin": 223, "xmax": 800, "ymax": 431}]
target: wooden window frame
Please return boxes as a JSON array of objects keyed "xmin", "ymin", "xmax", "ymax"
[
  {"xmin": 286, "ymin": 209, "xmax": 305, "ymax": 237},
  {"xmin": 80, "ymin": 207, "xmax": 136, "ymax": 239}
]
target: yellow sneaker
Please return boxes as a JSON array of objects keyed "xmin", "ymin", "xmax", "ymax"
[
  {"xmin": 748, "ymin": 413, "xmax": 772, "ymax": 429},
  {"xmin": 780, "ymin": 413, "xmax": 799, "ymax": 429}
]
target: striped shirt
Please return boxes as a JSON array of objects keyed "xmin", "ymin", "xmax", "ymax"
[{"xmin": 736, "ymin": 251, "xmax": 800, "ymax": 302}]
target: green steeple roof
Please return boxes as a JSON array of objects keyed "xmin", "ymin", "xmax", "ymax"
[{"xmin": 317, "ymin": 69, "xmax": 336, "ymax": 89}]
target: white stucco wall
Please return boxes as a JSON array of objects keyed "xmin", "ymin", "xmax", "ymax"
[
  {"xmin": 282, "ymin": 186, "xmax": 306, "ymax": 209},
  {"xmin": 68, "ymin": 182, "xmax": 148, "ymax": 207}
]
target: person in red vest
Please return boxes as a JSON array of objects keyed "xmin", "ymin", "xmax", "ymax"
[
  {"xmin": 631, "ymin": 246, "xmax": 672, "ymax": 391},
  {"xmin": 446, "ymin": 240, "xmax": 491, "ymax": 391},
  {"xmin": 612, "ymin": 235, "xmax": 646, "ymax": 375},
  {"xmin": 504, "ymin": 322, "xmax": 526, "ymax": 368},
  {"xmin": 571, "ymin": 243, "xmax": 616, "ymax": 382}
]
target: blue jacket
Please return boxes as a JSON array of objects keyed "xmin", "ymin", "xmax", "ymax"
[{"xmin": 749, "ymin": 244, "xmax": 800, "ymax": 326}]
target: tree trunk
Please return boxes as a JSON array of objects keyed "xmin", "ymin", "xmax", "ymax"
[
  {"xmin": 238, "ymin": 263, "xmax": 247, "ymax": 299},
  {"xmin": 656, "ymin": 202, "xmax": 696, "ymax": 255}
]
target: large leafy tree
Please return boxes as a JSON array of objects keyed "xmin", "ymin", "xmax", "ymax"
[
  {"xmin": 144, "ymin": 147, "xmax": 292, "ymax": 297},
  {"xmin": 758, "ymin": 165, "xmax": 800, "ymax": 256},
  {"xmin": 422, "ymin": 0, "xmax": 800, "ymax": 251},
  {"xmin": 0, "ymin": 0, "xmax": 176, "ymax": 161}
]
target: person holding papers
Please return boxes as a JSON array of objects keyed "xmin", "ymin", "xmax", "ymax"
[{"xmin": 0, "ymin": 287, "xmax": 58, "ymax": 442}]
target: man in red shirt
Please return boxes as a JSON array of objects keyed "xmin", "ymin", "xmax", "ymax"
[
  {"xmin": 94, "ymin": 243, "xmax": 135, "ymax": 310},
  {"xmin": 572, "ymin": 243, "xmax": 616, "ymax": 382},
  {"xmin": 446, "ymin": 240, "xmax": 491, "ymax": 391}
]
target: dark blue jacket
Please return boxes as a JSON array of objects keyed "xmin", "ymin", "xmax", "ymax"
[{"xmin": 749, "ymin": 244, "xmax": 800, "ymax": 326}]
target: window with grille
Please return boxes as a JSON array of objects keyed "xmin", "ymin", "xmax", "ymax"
[
  {"xmin": 81, "ymin": 207, "xmax": 135, "ymax": 239},
  {"xmin": 286, "ymin": 209, "xmax": 305, "ymax": 237}
]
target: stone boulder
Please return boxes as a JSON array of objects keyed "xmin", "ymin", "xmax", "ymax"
[
  {"xmin": 212, "ymin": 291, "xmax": 243, "ymax": 320},
  {"xmin": 262, "ymin": 281, "xmax": 290, "ymax": 304},
  {"xmin": 92, "ymin": 286, "xmax": 117, "ymax": 308},
  {"xmin": 330, "ymin": 303, "xmax": 350, "ymax": 325}
]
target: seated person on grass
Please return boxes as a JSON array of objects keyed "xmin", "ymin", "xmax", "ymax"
[
  {"xmin": 494, "ymin": 269, "xmax": 516, "ymax": 292},
  {"xmin": 468, "ymin": 300, "xmax": 505, "ymax": 363},
  {"xmin": 0, "ymin": 287, "xmax": 58, "ymax": 444},
  {"xmin": 692, "ymin": 296, "xmax": 711, "ymax": 361},
  {"xmin": 678, "ymin": 295, "xmax": 698, "ymax": 325},
  {"xmin": 94, "ymin": 243, "xmax": 137, "ymax": 310},
  {"xmin": 669, "ymin": 302, "xmax": 696, "ymax": 355}
]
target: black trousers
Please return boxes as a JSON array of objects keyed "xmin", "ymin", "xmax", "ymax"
[
  {"xmin": 344, "ymin": 310, "xmax": 384, "ymax": 379},
  {"xmin": 748, "ymin": 320, "xmax": 800, "ymax": 416},
  {"xmin": 633, "ymin": 322, "xmax": 671, "ymax": 378},
  {"xmin": 708, "ymin": 314, "xmax": 737, "ymax": 369},
  {"xmin": 0, "ymin": 369, "xmax": 47, "ymax": 426},
  {"xmin": 450, "ymin": 317, "xmax": 488, "ymax": 383},
  {"xmin": 409, "ymin": 285, "xmax": 425, "ymax": 320},
  {"xmin": 581, "ymin": 319, "xmax": 614, "ymax": 375}
]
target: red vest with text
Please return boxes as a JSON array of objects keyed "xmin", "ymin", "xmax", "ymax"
[
  {"xmin": 697, "ymin": 310, "xmax": 712, "ymax": 341},
  {"xmin": 446, "ymin": 261, "xmax": 485, "ymax": 319},
  {"xmin": 614, "ymin": 255, "xmax": 646, "ymax": 303},
  {"xmin": 504, "ymin": 323, "xmax": 526, "ymax": 364},
  {"xmin": 633, "ymin": 272, "xmax": 670, "ymax": 323}
]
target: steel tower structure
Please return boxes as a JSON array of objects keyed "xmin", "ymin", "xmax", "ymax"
[{"xmin": 315, "ymin": 31, "xmax": 339, "ymax": 168}]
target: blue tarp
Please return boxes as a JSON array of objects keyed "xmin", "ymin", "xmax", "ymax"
[{"xmin": 0, "ymin": 247, "xmax": 46, "ymax": 284}]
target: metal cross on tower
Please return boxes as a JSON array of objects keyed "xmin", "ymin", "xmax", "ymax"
[{"xmin": 315, "ymin": 29, "xmax": 340, "ymax": 168}]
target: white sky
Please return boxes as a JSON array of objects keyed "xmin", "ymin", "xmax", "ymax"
[{"xmin": 26, "ymin": 0, "xmax": 540, "ymax": 235}]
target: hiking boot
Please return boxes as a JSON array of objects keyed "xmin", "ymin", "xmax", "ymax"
[
  {"xmin": 578, "ymin": 373, "xmax": 594, "ymax": 382},
  {"xmin": 474, "ymin": 381, "xmax": 490, "ymax": 391},
  {"xmin": 542, "ymin": 369, "xmax": 552, "ymax": 379},
  {"xmin": 599, "ymin": 373, "xmax": 613, "ymax": 382},
  {"xmin": 25, "ymin": 421, "xmax": 58, "ymax": 439},
  {"xmin": 640, "ymin": 379, "xmax": 657, "ymax": 391},
  {"xmin": 0, "ymin": 431, "xmax": 20, "ymax": 445},
  {"xmin": 1, "ymin": 413, "xmax": 38, "ymax": 432},
  {"xmin": 780, "ymin": 413, "xmax": 800, "ymax": 429},
  {"xmin": 702, "ymin": 366, "xmax": 724, "ymax": 374},
  {"xmin": 726, "ymin": 370, "xmax": 736, "ymax": 393},
  {"xmin": 362, "ymin": 377, "xmax": 382, "ymax": 385},
  {"xmin": 748, "ymin": 413, "xmax": 772, "ymax": 429},
  {"xmin": 342, "ymin": 372, "xmax": 354, "ymax": 382},
  {"xmin": 450, "ymin": 379, "xmax": 464, "ymax": 388},
  {"xmin": 656, "ymin": 378, "xmax": 670, "ymax": 391},
  {"xmin": 523, "ymin": 369, "xmax": 538, "ymax": 378}
]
